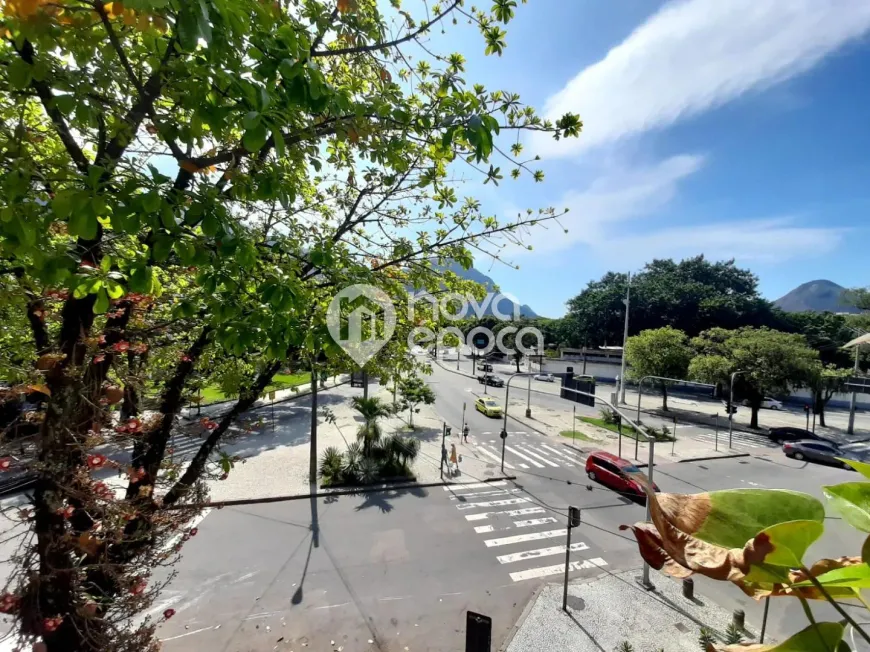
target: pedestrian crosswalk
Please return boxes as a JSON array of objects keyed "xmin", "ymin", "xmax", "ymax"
[
  {"xmin": 467, "ymin": 439, "xmax": 586, "ymax": 470},
  {"xmin": 691, "ymin": 431, "xmax": 777, "ymax": 450},
  {"xmin": 445, "ymin": 482, "xmax": 608, "ymax": 583}
]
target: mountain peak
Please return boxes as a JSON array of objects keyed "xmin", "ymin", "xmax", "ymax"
[
  {"xmin": 774, "ymin": 279, "xmax": 861, "ymax": 314},
  {"xmin": 431, "ymin": 261, "xmax": 538, "ymax": 318}
]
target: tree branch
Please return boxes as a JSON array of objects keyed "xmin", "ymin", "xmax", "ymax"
[{"xmin": 310, "ymin": 0, "xmax": 461, "ymax": 58}]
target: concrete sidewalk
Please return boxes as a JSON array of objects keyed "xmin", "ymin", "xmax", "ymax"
[{"xmin": 504, "ymin": 570, "xmax": 754, "ymax": 652}]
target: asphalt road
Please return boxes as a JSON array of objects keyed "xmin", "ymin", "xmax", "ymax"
[{"xmin": 154, "ymin": 360, "xmax": 866, "ymax": 651}]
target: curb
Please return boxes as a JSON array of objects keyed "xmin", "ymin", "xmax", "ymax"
[
  {"xmin": 635, "ymin": 452, "xmax": 751, "ymax": 468},
  {"xmin": 186, "ymin": 378, "xmax": 351, "ymax": 414},
  {"xmin": 433, "ymin": 357, "xmax": 477, "ymax": 380},
  {"xmin": 163, "ymin": 475, "xmax": 516, "ymax": 510},
  {"xmin": 498, "ymin": 583, "xmax": 543, "ymax": 652}
]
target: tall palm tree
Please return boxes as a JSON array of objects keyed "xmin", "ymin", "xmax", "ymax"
[{"xmin": 352, "ymin": 397, "xmax": 392, "ymax": 457}]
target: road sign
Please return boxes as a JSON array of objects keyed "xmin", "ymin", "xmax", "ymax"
[
  {"xmin": 268, "ymin": 390, "xmax": 276, "ymax": 400},
  {"xmin": 847, "ymin": 376, "xmax": 870, "ymax": 395}
]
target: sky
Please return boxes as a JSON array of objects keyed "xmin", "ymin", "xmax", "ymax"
[{"xmin": 423, "ymin": 0, "xmax": 870, "ymax": 317}]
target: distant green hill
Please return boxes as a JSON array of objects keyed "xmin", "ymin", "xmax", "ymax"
[{"xmin": 430, "ymin": 261, "xmax": 538, "ymax": 318}]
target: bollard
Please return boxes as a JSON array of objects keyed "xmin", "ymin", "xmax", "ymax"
[
  {"xmin": 732, "ymin": 609, "xmax": 745, "ymax": 630},
  {"xmin": 682, "ymin": 577, "xmax": 694, "ymax": 600}
]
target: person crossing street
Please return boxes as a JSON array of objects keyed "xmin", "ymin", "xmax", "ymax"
[{"xmin": 462, "ymin": 425, "xmax": 469, "ymax": 443}]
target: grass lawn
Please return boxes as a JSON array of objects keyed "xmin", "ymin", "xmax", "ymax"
[
  {"xmin": 193, "ymin": 372, "xmax": 312, "ymax": 405},
  {"xmin": 578, "ymin": 416, "xmax": 674, "ymax": 442},
  {"xmin": 559, "ymin": 430, "xmax": 596, "ymax": 442}
]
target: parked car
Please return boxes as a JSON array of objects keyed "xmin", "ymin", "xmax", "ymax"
[
  {"xmin": 477, "ymin": 374, "xmax": 505, "ymax": 388},
  {"xmin": 585, "ymin": 451, "xmax": 659, "ymax": 497},
  {"xmin": 743, "ymin": 397, "xmax": 783, "ymax": 410},
  {"xmin": 534, "ymin": 373, "xmax": 556, "ymax": 382},
  {"xmin": 767, "ymin": 426, "xmax": 831, "ymax": 444},
  {"xmin": 476, "ymin": 362, "xmax": 494, "ymax": 372},
  {"xmin": 783, "ymin": 440, "xmax": 854, "ymax": 469},
  {"xmin": 475, "ymin": 396, "xmax": 503, "ymax": 417}
]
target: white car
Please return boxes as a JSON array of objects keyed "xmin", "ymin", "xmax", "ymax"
[
  {"xmin": 743, "ymin": 397, "xmax": 783, "ymax": 410},
  {"xmin": 534, "ymin": 373, "xmax": 556, "ymax": 383}
]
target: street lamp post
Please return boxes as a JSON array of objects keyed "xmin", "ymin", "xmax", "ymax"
[
  {"xmin": 848, "ymin": 343, "xmax": 861, "ymax": 434},
  {"xmin": 729, "ymin": 370, "xmax": 746, "ymax": 449},
  {"xmin": 618, "ymin": 272, "xmax": 631, "ymax": 405},
  {"xmin": 526, "ymin": 374, "xmax": 532, "ymax": 418}
]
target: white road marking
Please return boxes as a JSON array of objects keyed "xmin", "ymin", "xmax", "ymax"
[
  {"xmin": 312, "ymin": 602, "xmax": 351, "ymax": 610},
  {"xmin": 484, "ymin": 529, "xmax": 565, "ymax": 548},
  {"xmin": 514, "ymin": 431, "xmax": 527, "ymax": 435},
  {"xmin": 457, "ymin": 497, "xmax": 530, "ymax": 510},
  {"xmin": 509, "ymin": 557, "xmax": 608, "ymax": 582},
  {"xmin": 163, "ymin": 508, "xmax": 211, "ymax": 553},
  {"xmin": 482, "ymin": 431, "xmax": 493, "ymax": 435},
  {"xmin": 505, "ymin": 445, "xmax": 544, "ymax": 468},
  {"xmin": 449, "ymin": 488, "xmax": 520, "ymax": 500},
  {"xmin": 465, "ymin": 507, "xmax": 544, "ymax": 521},
  {"xmin": 520, "ymin": 447, "xmax": 559, "ymax": 468},
  {"xmin": 161, "ymin": 626, "xmax": 217, "ymax": 641},
  {"xmin": 519, "ymin": 463, "xmax": 530, "ymax": 469},
  {"xmin": 539, "ymin": 444, "xmax": 583, "ymax": 463},
  {"xmin": 514, "ymin": 517, "xmax": 558, "ymax": 528},
  {"xmin": 473, "ymin": 516, "xmax": 557, "ymax": 535},
  {"xmin": 496, "ymin": 541, "xmax": 589, "ymax": 564},
  {"xmin": 444, "ymin": 481, "xmax": 507, "ymax": 491},
  {"xmin": 475, "ymin": 444, "xmax": 515, "ymax": 469}
]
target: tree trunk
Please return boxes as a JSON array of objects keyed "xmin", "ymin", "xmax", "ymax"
[
  {"xmin": 750, "ymin": 403, "xmax": 760, "ymax": 429},
  {"xmin": 661, "ymin": 384, "xmax": 669, "ymax": 411},
  {"xmin": 409, "ymin": 406, "xmax": 414, "ymax": 428},
  {"xmin": 515, "ymin": 355, "xmax": 521, "ymax": 373},
  {"xmin": 816, "ymin": 391, "xmax": 828, "ymax": 428}
]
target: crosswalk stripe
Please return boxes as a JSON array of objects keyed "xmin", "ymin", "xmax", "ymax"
[
  {"xmin": 520, "ymin": 447, "xmax": 559, "ymax": 468},
  {"xmin": 449, "ymin": 488, "xmax": 520, "ymax": 500},
  {"xmin": 505, "ymin": 446, "xmax": 544, "ymax": 468},
  {"xmin": 509, "ymin": 557, "xmax": 607, "ymax": 582},
  {"xmin": 519, "ymin": 463, "xmax": 530, "ymax": 469},
  {"xmin": 475, "ymin": 445, "xmax": 514, "ymax": 469},
  {"xmin": 539, "ymin": 444, "xmax": 584, "ymax": 463},
  {"xmin": 444, "ymin": 481, "xmax": 506, "ymax": 491},
  {"xmin": 473, "ymin": 516, "xmax": 557, "ymax": 535},
  {"xmin": 484, "ymin": 529, "xmax": 565, "ymax": 548},
  {"xmin": 496, "ymin": 541, "xmax": 589, "ymax": 564},
  {"xmin": 457, "ymin": 497, "xmax": 529, "ymax": 510},
  {"xmin": 527, "ymin": 445, "xmax": 572, "ymax": 464},
  {"xmin": 465, "ymin": 507, "xmax": 544, "ymax": 522}
]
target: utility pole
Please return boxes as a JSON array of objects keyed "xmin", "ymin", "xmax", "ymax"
[
  {"xmin": 848, "ymin": 344, "xmax": 861, "ymax": 435},
  {"xmin": 728, "ymin": 370, "xmax": 746, "ymax": 449},
  {"xmin": 309, "ymin": 362, "xmax": 318, "ymax": 484},
  {"xmin": 619, "ymin": 272, "xmax": 631, "ymax": 404},
  {"xmin": 639, "ymin": 438, "xmax": 656, "ymax": 590},
  {"xmin": 563, "ymin": 506, "xmax": 581, "ymax": 611}
]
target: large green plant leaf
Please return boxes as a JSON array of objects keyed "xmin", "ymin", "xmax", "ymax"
[
  {"xmin": 756, "ymin": 520, "xmax": 824, "ymax": 567},
  {"xmin": 840, "ymin": 458, "xmax": 870, "ymax": 479},
  {"xmin": 823, "ymin": 482, "xmax": 870, "ymax": 532},
  {"xmin": 712, "ymin": 622, "xmax": 843, "ymax": 651},
  {"xmin": 793, "ymin": 563, "xmax": 870, "ymax": 589},
  {"xmin": 659, "ymin": 489, "xmax": 824, "ymax": 549}
]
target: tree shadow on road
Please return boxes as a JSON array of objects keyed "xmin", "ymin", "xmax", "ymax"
[{"xmin": 352, "ymin": 486, "xmax": 430, "ymax": 514}]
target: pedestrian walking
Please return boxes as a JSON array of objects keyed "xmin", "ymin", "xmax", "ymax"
[
  {"xmin": 441, "ymin": 444, "xmax": 449, "ymax": 471},
  {"xmin": 450, "ymin": 443, "xmax": 459, "ymax": 476},
  {"xmin": 462, "ymin": 425, "xmax": 469, "ymax": 443}
]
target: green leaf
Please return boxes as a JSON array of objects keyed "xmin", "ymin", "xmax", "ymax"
[
  {"xmin": 105, "ymin": 280, "xmax": 125, "ymax": 300},
  {"xmin": 93, "ymin": 288, "xmax": 109, "ymax": 314},
  {"xmin": 840, "ymin": 458, "xmax": 870, "ymax": 479},
  {"xmin": 242, "ymin": 124, "xmax": 268, "ymax": 152},
  {"xmin": 242, "ymin": 111, "xmax": 261, "ymax": 130},
  {"xmin": 152, "ymin": 236, "xmax": 173, "ymax": 262},
  {"xmin": 823, "ymin": 482, "xmax": 870, "ymax": 532},
  {"xmin": 128, "ymin": 266, "xmax": 154, "ymax": 294},
  {"xmin": 793, "ymin": 563, "xmax": 870, "ymax": 589},
  {"xmin": 863, "ymin": 534, "xmax": 870, "ymax": 564},
  {"xmin": 69, "ymin": 211, "xmax": 98, "ymax": 240},
  {"xmin": 53, "ymin": 94, "xmax": 75, "ymax": 114},
  {"xmin": 8, "ymin": 59, "xmax": 32, "ymax": 90},
  {"xmin": 753, "ymin": 623, "xmax": 843, "ymax": 652},
  {"xmin": 273, "ymin": 129, "xmax": 285, "ymax": 158},
  {"xmin": 279, "ymin": 58, "xmax": 298, "ymax": 79},
  {"xmin": 755, "ymin": 520, "xmax": 824, "ymax": 567},
  {"xmin": 201, "ymin": 213, "xmax": 220, "ymax": 237},
  {"xmin": 52, "ymin": 191, "xmax": 73, "ymax": 218}
]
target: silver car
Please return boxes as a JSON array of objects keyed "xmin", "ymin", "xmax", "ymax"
[
  {"xmin": 534, "ymin": 373, "xmax": 556, "ymax": 382},
  {"xmin": 783, "ymin": 440, "xmax": 853, "ymax": 469}
]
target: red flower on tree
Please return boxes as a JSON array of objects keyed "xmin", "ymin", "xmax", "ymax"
[
  {"xmin": 112, "ymin": 341, "xmax": 130, "ymax": 353},
  {"xmin": 181, "ymin": 353, "xmax": 192, "ymax": 362},
  {"xmin": 92, "ymin": 353, "xmax": 106, "ymax": 364},
  {"xmin": 189, "ymin": 527, "xmax": 198, "ymax": 536},
  {"xmin": 131, "ymin": 342, "xmax": 149, "ymax": 354},
  {"xmin": 56, "ymin": 505, "xmax": 75, "ymax": 519},
  {"xmin": 87, "ymin": 454, "xmax": 108, "ymax": 469},
  {"xmin": 163, "ymin": 608, "xmax": 175, "ymax": 619},
  {"xmin": 130, "ymin": 578, "xmax": 147, "ymax": 595},
  {"xmin": 42, "ymin": 616, "xmax": 63, "ymax": 632},
  {"xmin": 92, "ymin": 482, "xmax": 113, "ymax": 500},
  {"xmin": 0, "ymin": 458, "xmax": 12, "ymax": 471},
  {"xmin": 0, "ymin": 593, "xmax": 20, "ymax": 614}
]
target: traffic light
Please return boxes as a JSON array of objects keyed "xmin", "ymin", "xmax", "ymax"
[
  {"xmin": 445, "ymin": 426, "xmax": 452, "ymax": 437},
  {"xmin": 569, "ymin": 506, "xmax": 581, "ymax": 528},
  {"xmin": 804, "ymin": 404, "xmax": 810, "ymax": 414}
]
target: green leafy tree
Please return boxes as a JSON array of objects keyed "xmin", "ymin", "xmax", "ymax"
[
  {"xmin": 399, "ymin": 374, "xmax": 436, "ymax": 428},
  {"xmin": 689, "ymin": 327, "xmax": 819, "ymax": 428},
  {"xmin": 624, "ymin": 327, "xmax": 693, "ymax": 410},
  {"xmin": 560, "ymin": 257, "xmax": 776, "ymax": 348},
  {"xmin": 807, "ymin": 363, "xmax": 852, "ymax": 427},
  {"xmin": 844, "ymin": 287, "xmax": 870, "ymax": 311},
  {"xmin": 0, "ymin": 0, "xmax": 580, "ymax": 648}
]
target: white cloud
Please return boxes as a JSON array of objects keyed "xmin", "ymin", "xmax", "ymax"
[
  {"xmin": 605, "ymin": 218, "xmax": 845, "ymax": 265},
  {"xmin": 533, "ymin": 0, "xmax": 870, "ymax": 157},
  {"xmin": 509, "ymin": 154, "xmax": 844, "ymax": 265}
]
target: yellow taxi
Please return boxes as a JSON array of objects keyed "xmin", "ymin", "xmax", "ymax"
[{"xmin": 475, "ymin": 396, "xmax": 503, "ymax": 418}]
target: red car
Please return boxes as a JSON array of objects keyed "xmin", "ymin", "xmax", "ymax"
[{"xmin": 585, "ymin": 451, "xmax": 659, "ymax": 497}]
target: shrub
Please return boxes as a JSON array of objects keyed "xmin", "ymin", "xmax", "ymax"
[
  {"xmin": 319, "ymin": 446, "xmax": 344, "ymax": 483},
  {"xmin": 599, "ymin": 407, "xmax": 620, "ymax": 425},
  {"xmin": 358, "ymin": 457, "xmax": 381, "ymax": 484}
]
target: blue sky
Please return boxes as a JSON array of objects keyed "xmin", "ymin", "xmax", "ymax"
[{"xmin": 422, "ymin": 0, "xmax": 870, "ymax": 317}]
